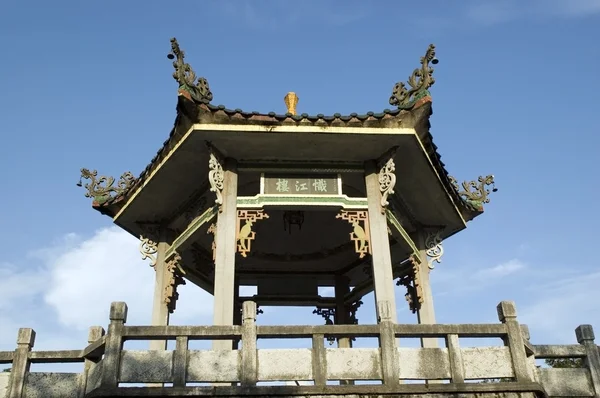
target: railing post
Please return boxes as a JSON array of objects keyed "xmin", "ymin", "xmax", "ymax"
[
  {"xmin": 378, "ymin": 301, "xmax": 399, "ymax": 386},
  {"xmin": 7, "ymin": 328, "xmax": 35, "ymax": 398},
  {"xmin": 312, "ymin": 334, "xmax": 327, "ymax": 386},
  {"xmin": 241, "ymin": 301, "xmax": 258, "ymax": 386},
  {"xmin": 497, "ymin": 301, "xmax": 530, "ymax": 382},
  {"xmin": 576, "ymin": 325, "xmax": 600, "ymax": 398},
  {"xmin": 78, "ymin": 326, "xmax": 105, "ymax": 397},
  {"xmin": 446, "ymin": 334, "xmax": 465, "ymax": 383},
  {"xmin": 100, "ymin": 302, "xmax": 127, "ymax": 389}
]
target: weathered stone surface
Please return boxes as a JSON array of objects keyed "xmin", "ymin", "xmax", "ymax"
[
  {"xmin": 23, "ymin": 373, "xmax": 80, "ymax": 398},
  {"xmin": 187, "ymin": 349, "xmax": 240, "ymax": 382},
  {"xmin": 0, "ymin": 373, "xmax": 9, "ymax": 397},
  {"xmin": 327, "ymin": 348, "xmax": 381, "ymax": 380},
  {"xmin": 462, "ymin": 346, "xmax": 514, "ymax": 379},
  {"xmin": 398, "ymin": 347, "xmax": 451, "ymax": 379},
  {"xmin": 119, "ymin": 350, "xmax": 173, "ymax": 383},
  {"xmin": 537, "ymin": 368, "xmax": 594, "ymax": 397},
  {"xmin": 259, "ymin": 349, "xmax": 313, "ymax": 381}
]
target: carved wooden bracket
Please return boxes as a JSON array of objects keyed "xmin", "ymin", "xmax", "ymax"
[
  {"xmin": 336, "ymin": 210, "xmax": 371, "ymax": 259},
  {"xmin": 425, "ymin": 229, "xmax": 444, "ymax": 269},
  {"xmin": 397, "ymin": 255, "xmax": 425, "ymax": 313},
  {"xmin": 207, "ymin": 223, "xmax": 217, "ymax": 262},
  {"xmin": 208, "ymin": 152, "xmax": 224, "ymax": 212},
  {"xmin": 164, "ymin": 253, "xmax": 186, "ymax": 314},
  {"xmin": 236, "ymin": 210, "xmax": 270, "ymax": 258},
  {"xmin": 138, "ymin": 223, "xmax": 160, "ymax": 268},
  {"xmin": 378, "ymin": 158, "xmax": 396, "ymax": 213}
]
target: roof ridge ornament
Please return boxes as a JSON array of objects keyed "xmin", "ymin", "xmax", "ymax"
[
  {"xmin": 77, "ymin": 168, "xmax": 136, "ymax": 204},
  {"xmin": 389, "ymin": 44, "xmax": 438, "ymax": 110},
  {"xmin": 167, "ymin": 37, "xmax": 213, "ymax": 104},
  {"xmin": 449, "ymin": 175, "xmax": 498, "ymax": 210}
]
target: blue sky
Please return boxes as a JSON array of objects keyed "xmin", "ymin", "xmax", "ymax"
[{"xmin": 1, "ymin": 0, "xmax": 600, "ymax": 363}]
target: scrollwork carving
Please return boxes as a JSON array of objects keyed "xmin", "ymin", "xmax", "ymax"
[
  {"xmin": 208, "ymin": 153, "xmax": 224, "ymax": 210},
  {"xmin": 389, "ymin": 44, "xmax": 437, "ymax": 110},
  {"xmin": 237, "ymin": 210, "xmax": 270, "ymax": 258},
  {"xmin": 139, "ymin": 236, "xmax": 158, "ymax": 267},
  {"xmin": 378, "ymin": 158, "xmax": 396, "ymax": 212},
  {"xmin": 397, "ymin": 255, "xmax": 424, "ymax": 313},
  {"xmin": 425, "ymin": 230, "xmax": 444, "ymax": 269},
  {"xmin": 313, "ymin": 307, "xmax": 336, "ymax": 345},
  {"xmin": 77, "ymin": 168, "xmax": 135, "ymax": 204},
  {"xmin": 336, "ymin": 210, "xmax": 371, "ymax": 259},
  {"xmin": 449, "ymin": 175, "xmax": 497, "ymax": 209}
]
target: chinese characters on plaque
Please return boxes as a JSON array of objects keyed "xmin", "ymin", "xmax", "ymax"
[{"xmin": 263, "ymin": 174, "xmax": 340, "ymax": 196}]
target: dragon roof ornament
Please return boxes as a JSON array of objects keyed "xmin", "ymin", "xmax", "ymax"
[
  {"xmin": 168, "ymin": 37, "xmax": 213, "ymax": 104},
  {"xmin": 390, "ymin": 44, "xmax": 437, "ymax": 110}
]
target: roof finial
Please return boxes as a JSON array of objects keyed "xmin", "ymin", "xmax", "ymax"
[
  {"xmin": 389, "ymin": 44, "xmax": 437, "ymax": 110},
  {"xmin": 284, "ymin": 92, "xmax": 299, "ymax": 115},
  {"xmin": 167, "ymin": 37, "xmax": 213, "ymax": 104}
]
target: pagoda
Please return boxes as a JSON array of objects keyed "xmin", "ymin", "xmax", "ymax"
[{"xmin": 78, "ymin": 38, "xmax": 497, "ymax": 352}]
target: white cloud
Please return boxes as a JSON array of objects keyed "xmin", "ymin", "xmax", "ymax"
[
  {"xmin": 0, "ymin": 227, "xmax": 215, "ymax": 352},
  {"xmin": 473, "ymin": 259, "xmax": 525, "ymax": 279},
  {"xmin": 519, "ymin": 271, "xmax": 600, "ymax": 343}
]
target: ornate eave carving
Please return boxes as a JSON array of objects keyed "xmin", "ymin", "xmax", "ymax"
[
  {"xmin": 77, "ymin": 168, "xmax": 136, "ymax": 204},
  {"xmin": 164, "ymin": 252, "xmax": 186, "ymax": 314},
  {"xmin": 378, "ymin": 158, "xmax": 396, "ymax": 213},
  {"xmin": 168, "ymin": 37, "xmax": 213, "ymax": 104},
  {"xmin": 236, "ymin": 210, "xmax": 270, "ymax": 258},
  {"xmin": 138, "ymin": 223, "xmax": 161, "ymax": 268},
  {"xmin": 397, "ymin": 255, "xmax": 425, "ymax": 313},
  {"xmin": 449, "ymin": 175, "xmax": 498, "ymax": 210},
  {"xmin": 208, "ymin": 152, "xmax": 225, "ymax": 211},
  {"xmin": 425, "ymin": 230, "xmax": 444, "ymax": 269},
  {"xmin": 389, "ymin": 44, "xmax": 437, "ymax": 110},
  {"xmin": 336, "ymin": 210, "xmax": 371, "ymax": 259}
]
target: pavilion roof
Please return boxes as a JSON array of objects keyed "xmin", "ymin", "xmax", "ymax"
[{"xmin": 82, "ymin": 39, "xmax": 494, "ymax": 223}]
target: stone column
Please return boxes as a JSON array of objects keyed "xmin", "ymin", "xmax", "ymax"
[
  {"xmin": 416, "ymin": 231, "xmax": 438, "ymax": 349},
  {"xmin": 150, "ymin": 228, "xmax": 170, "ymax": 351},
  {"xmin": 212, "ymin": 158, "xmax": 238, "ymax": 350},
  {"xmin": 365, "ymin": 160, "xmax": 397, "ymax": 323}
]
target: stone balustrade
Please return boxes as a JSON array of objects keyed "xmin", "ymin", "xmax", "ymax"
[{"xmin": 0, "ymin": 301, "xmax": 597, "ymax": 397}]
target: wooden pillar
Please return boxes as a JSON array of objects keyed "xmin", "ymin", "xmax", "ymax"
[
  {"xmin": 365, "ymin": 160, "xmax": 397, "ymax": 323},
  {"xmin": 416, "ymin": 231, "xmax": 438, "ymax": 348},
  {"xmin": 212, "ymin": 158, "xmax": 238, "ymax": 350},
  {"xmin": 149, "ymin": 228, "xmax": 170, "ymax": 351}
]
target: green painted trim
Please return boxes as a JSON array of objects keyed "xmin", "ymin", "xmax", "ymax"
[
  {"xmin": 386, "ymin": 209, "xmax": 420, "ymax": 257},
  {"xmin": 166, "ymin": 205, "xmax": 218, "ymax": 259},
  {"xmin": 237, "ymin": 195, "xmax": 368, "ymax": 209}
]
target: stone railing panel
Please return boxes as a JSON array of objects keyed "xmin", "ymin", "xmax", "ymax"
[
  {"xmin": 23, "ymin": 373, "xmax": 81, "ymax": 398},
  {"xmin": 258, "ymin": 349, "xmax": 312, "ymax": 381},
  {"xmin": 398, "ymin": 347, "xmax": 451, "ymax": 379},
  {"xmin": 462, "ymin": 346, "xmax": 514, "ymax": 379},
  {"xmin": 119, "ymin": 350, "xmax": 173, "ymax": 383},
  {"xmin": 537, "ymin": 368, "xmax": 594, "ymax": 397},
  {"xmin": 0, "ymin": 373, "xmax": 9, "ymax": 397},
  {"xmin": 187, "ymin": 350, "xmax": 240, "ymax": 383},
  {"xmin": 326, "ymin": 348, "xmax": 381, "ymax": 380}
]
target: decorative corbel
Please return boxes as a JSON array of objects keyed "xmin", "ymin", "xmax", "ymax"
[
  {"xmin": 378, "ymin": 158, "xmax": 396, "ymax": 213},
  {"xmin": 77, "ymin": 168, "xmax": 136, "ymax": 204},
  {"xmin": 336, "ymin": 210, "xmax": 371, "ymax": 259},
  {"xmin": 237, "ymin": 210, "xmax": 270, "ymax": 258},
  {"xmin": 164, "ymin": 252, "xmax": 186, "ymax": 314},
  {"xmin": 397, "ymin": 255, "xmax": 424, "ymax": 313},
  {"xmin": 448, "ymin": 175, "xmax": 498, "ymax": 210},
  {"xmin": 138, "ymin": 223, "xmax": 161, "ymax": 268},
  {"xmin": 208, "ymin": 152, "xmax": 224, "ymax": 211},
  {"xmin": 346, "ymin": 300, "xmax": 363, "ymax": 325},
  {"xmin": 207, "ymin": 223, "xmax": 217, "ymax": 262},
  {"xmin": 425, "ymin": 230, "xmax": 444, "ymax": 269},
  {"xmin": 389, "ymin": 44, "xmax": 437, "ymax": 110}
]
